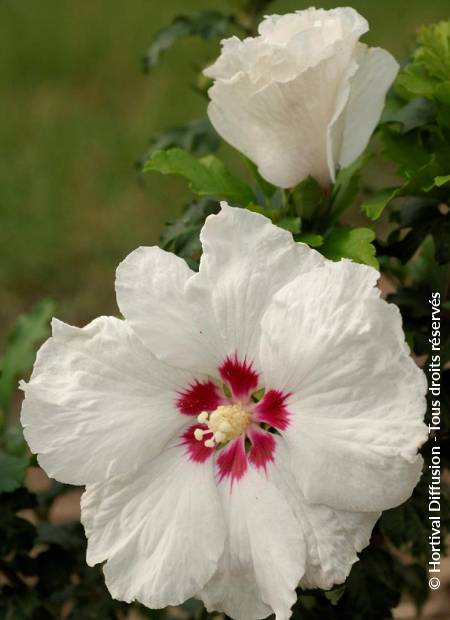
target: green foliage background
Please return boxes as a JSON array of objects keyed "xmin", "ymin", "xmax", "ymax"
[{"xmin": 1, "ymin": 0, "xmax": 449, "ymax": 345}]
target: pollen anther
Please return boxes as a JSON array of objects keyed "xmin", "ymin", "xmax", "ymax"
[
  {"xmin": 197, "ymin": 411, "xmax": 209, "ymax": 423},
  {"xmin": 193, "ymin": 403, "xmax": 251, "ymax": 448}
]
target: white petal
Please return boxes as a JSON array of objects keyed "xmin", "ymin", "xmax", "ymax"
[
  {"xmin": 21, "ymin": 316, "xmax": 193, "ymax": 484},
  {"xmin": 116, "ymin": 245, "xmax": 221, "ymax": 375},
  {"xmin": 116, "ymin": 205, "xmax": 323, "ymax": 373},
  {"xmin": 195, "ymin": 204, "xmax": 323, "ymax": 367},
  {"xmin": 334, "ymin": 44, "xmax": 399, "ymax": 169},
  {"xmin": 259, "ymin": 8, "xmax": 368, "ymax": 50},
  {"xmin": 260, "ymin": 260, "xmax": 427, "ymax": 512},
  {"xmin": 206, "ymin": 7, "xmax": 373, "ymax": 188},
  {"xmin": 270, "ymin": 442, "xmax": 380, "ymax": 589},
  {"xmin": 81, "ymin": 446, "xmax": 225, "ymax": 608},
  {"xmin": 199, "ymin": 464, "xmax": 305, "ymax": 620},
  {"xmin": 207, "ymin": 49, "xmax": 355, "ymax": 188}
]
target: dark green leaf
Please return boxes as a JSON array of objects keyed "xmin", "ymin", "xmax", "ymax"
[
  {"xmin": 324, "ymin": 585, "xmax": 345, "ymax": 605},
  {"xmin": 321, "ymin": 228, "xmax": 378, "ymax": 268},
  {"xmin": 37, "ymin": 522, "xmax": 85, "ymax": 551},
  {"xmin": 341, "ymin": 548, "xmax": 402, "ymax": 619},
  {"xmin": 160, "ymin": 198, "xmax": 220, "ymax": 264},
  {"xmin": 382, "ymin": 96, "xmax": 436, "ymax": 132},
  {"xmin": 361, "ymin": 187, "xmax": 400, "ymax": 220},
  {"xmin": 295, "ymin": 233, "xmax": 324, "ymax": 248},
  {"xmin": 386, "ymin": 201, "xmax": 450, "ymax": 264},
  {"xmin": 245, "ymin": 159, "xmax": 277, "ymax": 199},
  {"xmin": 143, "ymin": 10, "xmax": 231, "ymax": 70},
  {"xmin": 145, "ymin": 118, "xmax": 220, "ymax": 158},
  {"xmin": 394, "ymin": 563, "xmax": 428, "ymax": 611},
  {"xmin": 278, "ymin": 217, "xmax": 301, "ymax": 234},
  {"xmin": 292, "ymin": 176, "xmax": 325, "ymax": 219},
  {"xmin": 380, "ymin": 127, "xmax": 430, "ymax": 174},
  {"xmin": 145, "ymin": 148, "xmax": 256, "ymax": 205},
  {"xmin": 330, "ymin": 156, "xmax": 366, "ymax": 221}
]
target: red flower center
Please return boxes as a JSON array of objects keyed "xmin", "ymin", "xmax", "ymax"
[{"xmin": 177, "ymin": 355, "xmax": 291, "ymax": 483}]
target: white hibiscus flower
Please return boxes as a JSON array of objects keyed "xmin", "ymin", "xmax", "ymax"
[
  {"xmin": 21, "ymin": 204, "xmax": 427, "ymax": 620},
  {"xmin": 205, "ymin": 7, "xmax": 399, "ymax": 188}
]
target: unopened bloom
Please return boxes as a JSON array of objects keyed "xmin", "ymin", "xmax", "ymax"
[
  {"xmin": 205, "ymin": 7, "xmax": 399, "ymax": 188},
  {"xmin": 21, "ymin": 204, "xmax": 426, "ymax": 620}
]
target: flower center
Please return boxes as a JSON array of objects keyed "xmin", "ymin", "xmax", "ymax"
[{"xmin": 194, "ymin": 403, "xmax": 251, "ymax": 448}]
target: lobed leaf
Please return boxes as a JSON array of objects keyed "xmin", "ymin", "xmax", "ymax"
[
  {"xmin": 145, "ymin": 148, "xmax": 256, "ymax": 205},
  {"xmin": 360, "ymin": 187, "xmax": 400, "ymax": 221},
  {"xmin": 321, "ymin": 227, "xmax": 378, "ymax": 269}
]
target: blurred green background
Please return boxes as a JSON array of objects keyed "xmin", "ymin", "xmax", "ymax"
[{"xmin": 1, "ymin": 0, "xmax": 449, "ymax": 345}]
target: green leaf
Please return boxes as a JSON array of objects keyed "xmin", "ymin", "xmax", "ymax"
[
  {"xmin": 143, "ymin": 10, "xmax": 230, "ymax": 70},
  {"xmin": 324, "ymin": 585, "xmax": 345, "ymax": 606},
  {"xmin": 2, "ymin": 423, "xmax": 28, "ymax": 457},
  {"xmin": 0, "ymin": 453, "xmax": 29, "ymax": 492},
  {"xmin": 380, "ymin": 127, "xmax": 429, "ymax": 175},
  {"xmin": 278, "ymin": 217, "xmax": 301, "ymax": 234},
  {"xmin": 292, "ymin": 176, "xmax": 326, "ymax": 219},
  {"xmin": 330, "ymin": 157, "xmax": 366, "ymax": 221},
  {"xmin": 321, "ymin": 227, "xmax": 378, "ymax": 268},
  {"xmin": 386, "ymin": 200, "xmax": 450, "ymax": 265},
  {"xmin": 245, "ymin": 159, "xmax": 277, "ymax": 199},
  {"xmin": 360, "ymin": 187, "xmax": 400, "ymax": 220},
  {"xmin": 145, "ymin": 118, "xmax": 220, "ymax": 158},
  {"xmin": 296, "ymin": 233, "xmax": 324, "ymax": 247},
  {"xmin": 394, "ymin": 563, "xmax": 428, "ymax": 612},
  {"xmin": 160, "ymin": 198, "xmax": 219, "ymax": 264},
  {"xmin": 434, "ymin": 81, "xmax": 450, "ymax": 106},
  {"xmin": 416, "ymin": 20, "xmax": 450, "ymax": 82},
  {"xmin": 381, "ymin": 96, "xmax": 436, "ymax": 132},
  {"xmin": 342, "ymin": 548, "xmax": 402, "ymax": 620},
  {"xmin": 435, "ymin": 174, "xmax": 450, "ymax": 187},
  {"xmin": 395, "ymin": 21, "xmax": 450, "ymax": 101},
  {"xmin": 405, "ymin": 235, "xmax": 450, "ymax": 298},
  {"xmin": 396, "ymin": 64, "xmax": 436, "ymax": 99},
  {"xmin": 145, "ymin": 148, "xmax": 256, "ymax": 205},
  {"xmin": 0, "ymin": 300, "xmax": 54, "ymax": 411}
]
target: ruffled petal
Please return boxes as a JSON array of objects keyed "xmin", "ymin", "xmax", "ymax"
[
  {"xmin": 330, "ymin": 43, "xmax": 399, "ymax": 170},
  {"xmin": 21, "ymin": 316, "xmax": 193, "ymax": 484},
  {"xmin": 207, "ymin": 50, "xmax": 354, "ymax": 188},
  {"xmin": 195, "ymin": 204, "xmax": 323, "ymax": 367},
  {"xmin": 259, "ymin": 8, "xmax": 368, "ymax": 54},
  {"xmin": 115, "ymin": 246, "xmax": 221, "ymax": 375},
  {"xmin": 260, "ymin": 260, "xmax": 427, "ymax": 512},
  {"xmin": 81, "ymin": 446, "xmax": 225, "ymax": 608},
  {"xmin": 116, "ymin": 205, "xmax": 322, "ymax": 375},
  {"xmin": 270, "ymin": 441, "xmax": 380, "ymax": 589},
  {"xmin": 199, "ymin": 463, "xmax": 305, "ymax": 620}
]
